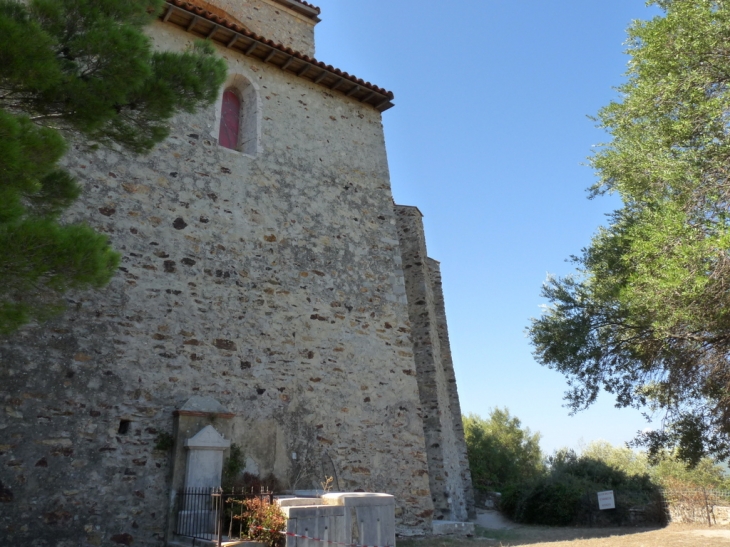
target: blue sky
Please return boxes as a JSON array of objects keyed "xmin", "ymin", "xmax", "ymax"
[{"xmin": 312, "ymin": 1, "xmax": 663, "ymax": 455}]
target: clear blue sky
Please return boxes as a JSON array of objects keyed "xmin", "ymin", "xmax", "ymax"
[{"xmin": 312, "ymin": 1, "xmax": 663, "ymax": 455}]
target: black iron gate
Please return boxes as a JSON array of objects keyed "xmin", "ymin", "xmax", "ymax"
[{"xmin": 174, "ymin": 487, "xmax": 275, "ymax": 546}]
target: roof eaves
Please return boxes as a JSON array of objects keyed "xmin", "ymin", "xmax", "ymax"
[
  {"xmin": 270, "ymin": 0, "xmax": 321, "ymax": 20},
  {"xmin": 161, "ymin": 0, "xmax": 394, "ymax": 112}
]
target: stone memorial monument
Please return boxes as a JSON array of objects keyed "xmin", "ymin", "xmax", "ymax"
[
  {"xmin": 176, "ymin": 425, "xmax": 231, "ymax": 540},
  {"xmin": 184, "ymin": 425, "xmax": 231, "ymax": 489}
]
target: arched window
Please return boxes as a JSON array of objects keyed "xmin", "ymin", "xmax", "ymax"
[
  {"xmin": 215, "ymin": 75, "xmax": 260, "ymax": 155},
  {"xmin": 219, "ymin": 90, "xmax": 241, "ymax": 150}
]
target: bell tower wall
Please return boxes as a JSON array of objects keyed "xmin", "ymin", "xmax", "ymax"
[{"xmin": 194, "ymin": 0, "xmax": 319, "ymax": 56}]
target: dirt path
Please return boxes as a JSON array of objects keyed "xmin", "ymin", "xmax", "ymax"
[{"xmin": 474, "ymin": 509, "xmax": 515, "ymax": 530}]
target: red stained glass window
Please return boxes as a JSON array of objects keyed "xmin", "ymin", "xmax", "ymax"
[{"xmin": 219, "ymin": 90, "xmax": 240, "ymax": 149}]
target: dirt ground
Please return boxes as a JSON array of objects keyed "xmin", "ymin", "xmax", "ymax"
[{"xmin": 397, "ymin": 523, "xmax": 730, "ymax": 547}]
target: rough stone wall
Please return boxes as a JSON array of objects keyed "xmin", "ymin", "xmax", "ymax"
[
  {"xmin": 427, "ymin": 259, "xmax": 476, "ymax": 520},
  {"xmin": 0, "ymin": 21, "xmax": 437, "ymax": 546},
  {"xmin": 202, "ymin": 0, "xmax": 317, "ymax": 56},
  {"xmin": 395, "ymin": 206, "xmax": 470, "ymax": 522}
]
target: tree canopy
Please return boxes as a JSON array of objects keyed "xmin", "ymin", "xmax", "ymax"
[
  {"xmin": 0, "ymin": 0, "xmax": 226, "ymax": 334},
  {"xmin": 528, "ymin": 0, "xmax": 730, "ymax": 465},
  {"xmin": 581, "ymin": 440, "xmax": 730, "ymax": 488},
  {"xmin": 463, "ymin": 409, "xmax": 544, "ymax": 492}
]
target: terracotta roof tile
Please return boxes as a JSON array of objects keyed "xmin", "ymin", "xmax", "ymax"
[{"xmin": 162, "ymin": 0, "xmax": 394, "ymax": 110}]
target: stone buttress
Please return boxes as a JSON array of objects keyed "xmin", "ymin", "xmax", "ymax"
[{"xmin": 395, "ymin": 206, "xmax": 475, "ymax": 522}]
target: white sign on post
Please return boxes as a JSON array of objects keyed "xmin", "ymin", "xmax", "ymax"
[{"xmin": 597, "ymin": 490, "xmax": 616, "ymax": 510}]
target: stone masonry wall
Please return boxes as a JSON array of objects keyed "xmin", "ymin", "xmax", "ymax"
[
  {"xmin": 202, "ymin": 0, "xmax": 317, "ymax": 56},
  {"xmin": 0, "ymin": 21, "xmax": 436, "ymax": 546},
  {"xmin": 395, "ymin": 206, "xmax": 470, "ymax": 522},
  {"xmin": 427, "ymin": 259, "xmax": 475, "ymax": 520}
]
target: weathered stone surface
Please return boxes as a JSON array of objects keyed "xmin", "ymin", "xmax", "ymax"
[
  {"xmin": 0, "ymin": 3, "xmax": 472, "ymax": 545},
  {"xmin": 428, "ymin": 258, "xmax": 476, "ymax": 520},
  {"xmin": 0, "ymin": 480, "xmax": 12, "ymax": 502},
  {"xmin": 111, "ymin": 533, "xmax": 135, "ymax": 545},
  {"xmin": 396, "ymin": 206, "xmax": 475, "ymax": 522},
  {"xmin": 179, "ymin": 396, "xmax": 231, "ymax": 415},
  {"xmin": 199, "ymin": 0, "xmax": 317, "ymax": 56}
]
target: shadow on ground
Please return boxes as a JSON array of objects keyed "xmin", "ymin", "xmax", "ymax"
[{"xmin": 397, "ymin": 523, "xmax": 730, "ymax": 547}]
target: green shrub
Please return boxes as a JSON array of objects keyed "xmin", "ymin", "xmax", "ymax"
[
  {"xmin": 234, "ymin": 497, "xmax": 286, "ymax": 547},
  {"xmin": 501, "ymin": 448, "xmax": 664, "ymax": 526},
  {"xmin": 524, "ymin": 476, "xmax": 585, "ymax": 526},
  {"xmin": 463, "ymin": 409, "xmax": 543, "ymax": 493},
  {"xmin": 222, "ymin": 443, "xmax": 245, "ymax": 488},
  {"xmin": 502, "ymin": 474, "xmax": 585, "ymax": 526},
  {"xmin": 153, "ymin": 431, "xmax": 174, "ymax": 452}
]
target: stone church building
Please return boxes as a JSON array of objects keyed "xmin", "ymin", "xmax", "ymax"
[{"xmin": 0, "ymin": 1, "xmax": 475, "ymax": 545}]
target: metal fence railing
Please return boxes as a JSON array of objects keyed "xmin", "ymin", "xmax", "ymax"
[
  {"xmin": 174, "ymin": 487, "xmax": 275, "ymax": 545},
  {"xmin": 222, "ymin": 488, "xmax": 275, "ymax": 540}
]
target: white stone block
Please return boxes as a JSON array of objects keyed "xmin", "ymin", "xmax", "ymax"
[{"xmin": 184, "ymin": 425, "xmax": 231, "ymax": 489}]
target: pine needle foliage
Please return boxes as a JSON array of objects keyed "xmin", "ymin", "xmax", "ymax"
[{"xmin": 0, "ymin": 0, "xmax": 226, "ymax": 334}]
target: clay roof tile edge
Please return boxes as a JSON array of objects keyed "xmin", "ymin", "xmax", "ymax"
[{"xmin": 163, "ymin": 0, "xmax": 395, "ymax": 108}]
